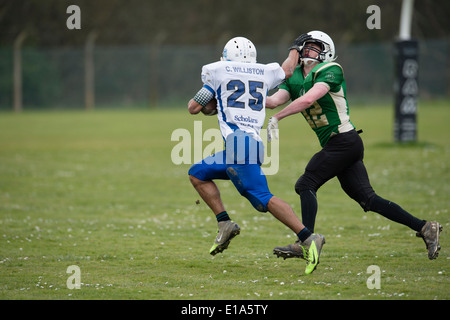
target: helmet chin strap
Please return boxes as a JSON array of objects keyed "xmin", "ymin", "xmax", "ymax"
[{"xmin": 301, "ymin": 58, "xmax": 320, "ymax": 67}]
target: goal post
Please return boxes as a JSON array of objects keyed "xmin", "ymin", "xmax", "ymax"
[{"xmin": 394, "ymin": 0, "xmax": 418, "ymax": 143}]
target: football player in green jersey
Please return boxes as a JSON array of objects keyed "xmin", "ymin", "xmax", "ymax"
[{"xmin": 267, "ymin": 31, "xmax": 442, "ymax": 263}]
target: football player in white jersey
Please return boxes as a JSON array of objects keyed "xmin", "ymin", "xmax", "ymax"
[{"xmin": 187, "ymin": 37, "xmax": 325, "ymax": 274}]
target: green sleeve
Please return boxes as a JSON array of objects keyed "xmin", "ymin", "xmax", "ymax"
[
  {"xmin": 314, "ymin": 65, "xmax": 344, "ymax": 92},
  {"xmin": 279, "ymin": 80, "xmax": 291, "ymax": 94}
]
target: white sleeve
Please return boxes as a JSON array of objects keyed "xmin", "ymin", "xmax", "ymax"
[
  {"xmin": 266, "ymin": 63, "xmax": 286, "ymax": 90},
  {"xmin": 201, "ymin": 64, "xmax": 216, "ymax": 93}
]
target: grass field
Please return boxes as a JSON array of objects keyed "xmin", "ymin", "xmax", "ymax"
[{"xmin": 0, "ymin": 100, "xmax": 449, "ymax": 301}]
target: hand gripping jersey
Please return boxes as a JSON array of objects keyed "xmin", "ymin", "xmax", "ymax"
[
  {"xmin": 279, "ymin": 62, "xmax": 355, "ymax": 147},
  {"xmin": 201, "ymin": 60, "xmax": 286, "ymax": 142}
]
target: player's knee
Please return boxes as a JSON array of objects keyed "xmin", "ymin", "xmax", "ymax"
[
  {"xmin": 234, "ymin": 185, "xmax": 270, "ymax": 212},
  {"xmin": 188, "ymin": 162, "xmax": 201, "ymax": 178},
  {"xmin": 294, "ymin": 182, "xmax": 302, "ymax": 195},
  {"xmin": 244, "ymin": 188, "xmax": 272, "ymax": 212},
  {"xmin": 359, "ymin": 201, "xmax": 370, "ymax": 212},
  {"xmin": 188, "ymin": 163, "xmax": 203, "ymax": 185},
  {"xmin": 361, "ymin": 194, "xmax": 380, "ymax": 212},
  {"xmin": 346, "ymin": 189, "xmax": 377, "ymax": 212},
  {"xmin": 247, "ymin": 195, "xmax": 269, "ymax": 212},
  {"xmin": 188, "ymin": 162, "xmax": 213, "ymax": 182},
  {"xmin": 188, "ymin": 174, "xmax": 200, "ymax": 187},
  {"xmin": 352, "ymin": 194, "xmax": 374, "ymax": 212},
  {"xmin": 295, "ymin": 175, "xmax": 312, "ymax": 195}
]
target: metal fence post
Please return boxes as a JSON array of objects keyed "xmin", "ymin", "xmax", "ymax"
[
  {"xmin": 13, "ymin": 31, "xmax": 27, "ymax": 112},
  {"xmin": 85, "ymin": 31, "xmax": 98, "ymax": 110}
]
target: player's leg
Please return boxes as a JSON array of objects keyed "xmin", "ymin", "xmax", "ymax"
[
  {"xmin": 274, "ymin": 132, "xmax": 362, "ymax": 268},
  {"xmin": 269, "ymin": 193, "xmax": 326, "ymax": 273},
  {"xmin": 267, "ymin": 196, "xmax": 304, "ymax": 234},
  {"xmin": 225, "ymin": 161, "xmax": 307, "ymax": 235},
  {"xmin": 188, "ymin": 176, "xmax": 225, "ymax": 215},
  {"xmin": 337, "ymin": 156, "xmax": 424, "ymax": 230},
  {"xmin": 272, "ymin": 142, "xmax": 339, "ymax": 266},
  {"xmin": 294, "ymin": 146, "xmax": 347, "ymax": 232},
  {"xmin": 294, "ymin": 130, "xmax": 366, "ymax": 232},
  {"xmin": 226, "ymin": 162, "xmax": 324, "ymax": 274},
  {"xmin": 225, "ymin": 143, "xmax": 324, "ymax": 273},
  {"xmin": 188, "ymin": 151, "xmax": 240, "ymax": 255},
  {"xmin": 294, "ymin": 151, "xmax": 329, "ymax": 233},
  {"xmin": 338, "ymin": 158, "xmax": 442, "ymax": 259},
  {"xmin": 188, "ymin": 151, "xmax": 229, "ymax": 215}
]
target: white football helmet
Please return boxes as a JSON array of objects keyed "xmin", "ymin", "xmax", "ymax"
[
  {"xmin": 221, "ymin": 37, "xmax": 257, "ymax": 63},
  {"xmin": 300, "ymin": 30, "xmax": 336, "ymax": 66}
]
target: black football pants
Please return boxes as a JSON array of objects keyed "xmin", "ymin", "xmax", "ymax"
[
  {"xmin": 295, "ymin": 129, "xmax": 425, "ymax": 232},
  {"xmin": 295, "ymin": 129, "xmax": 375, "ymax": 208}
]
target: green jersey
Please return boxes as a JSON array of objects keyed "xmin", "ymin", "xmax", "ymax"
[{"xmin": 279, "ymin": 62, "xmax": 355, "ymax": 147}]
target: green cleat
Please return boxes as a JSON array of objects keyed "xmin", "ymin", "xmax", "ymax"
[
  {"xmin": 301, "ymin": 233, "xmax": 326, "ymax": 275},
  {"xmin": 209, "ymin": 220, "xmax": 240, "ymax": 256}
]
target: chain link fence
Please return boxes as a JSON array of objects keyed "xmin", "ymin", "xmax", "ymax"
[{"xmin": 0, "ymin": 39, "xmax": 448, "ymax": 110}]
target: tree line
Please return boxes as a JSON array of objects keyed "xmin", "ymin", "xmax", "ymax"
[{"xmin": 0, "ymin": 0, "xmax": 448, "ymax": 47}]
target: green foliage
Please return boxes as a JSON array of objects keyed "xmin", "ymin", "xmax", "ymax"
[
  {"xmin": 0, "ymin": 102, "xmax": 448, "ymax": 300},
  {"xmin": 1, "ymin": 0, "xmax": 448, "ymax": 46}
]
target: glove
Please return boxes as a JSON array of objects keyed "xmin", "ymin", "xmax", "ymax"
[
  {"xmin": 293, "ymin": 33, "xmax": 312, "ymax": 46},
  {"xmin": 288, "ymin": 33, "xmax": 312, "ymax": 53},
  {"xmin": 267, "ymin": 117, "xmax": 279, "ymax": 142}
]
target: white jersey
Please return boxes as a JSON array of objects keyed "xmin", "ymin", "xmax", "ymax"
[{"xmin": 201, "ymin": 60, "xmax": 285, "ymax": 141}]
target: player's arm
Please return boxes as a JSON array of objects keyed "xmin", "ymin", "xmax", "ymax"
[
  {"xmin": 273, "ymin": 83, "xmax": 329, "ymax": 120},
  {"xmin": 188, "ymin": 86, "xmax": 215, "ymax": 114},
  {"xmin": 266, "ymin": 89, "xmax": 290, "ymax": 109},
  {"xmin": 281, "ymin": 50, "xmax": 300, "ymax": 79},
  {"xmin": 187, "ymin": 99, "xmax": 203, "ymax": 114},
  {"xmin": 267, "ymin": 83, "xmax": 328, "ymax": 142},
  {"xmin": 274, "ymin": 63, "xmax": 343, "ymax": 120},
  {"xmin": 282, "ymin": 33, "xmax": 312, "ymax": 78}
]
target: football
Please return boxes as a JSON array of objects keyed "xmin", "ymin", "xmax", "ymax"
[{"xmin": 201, "ymin": 98, "xmax": 218, "ymax": 116}]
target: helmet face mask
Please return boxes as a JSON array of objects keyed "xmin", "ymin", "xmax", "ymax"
[
  {"xmin": 221, "ymin": 37, "xmax": 257, "ymax": 63},
  {"xmin": 299, "ymin": 31, "xmax": 335, "ymax": 66},
  {"xmin": 300, "ymin": 43, "xmax": 323, "ymax": 61}
]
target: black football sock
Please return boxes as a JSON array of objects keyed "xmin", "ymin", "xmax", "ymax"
[
  {"xmin": 368, "ymin": 195, "xmax": 426, "ymax": 232},
  {"xmin": 300, "ymin": 190, "xmax": 318, "ymax": 233},
  {"xmin": 297, "ymin": 227, "xmax": 312, "ymax": 242},
  {"xmin": 216, "ymin": 211, "xmax": 230, "ymax": 223}
]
